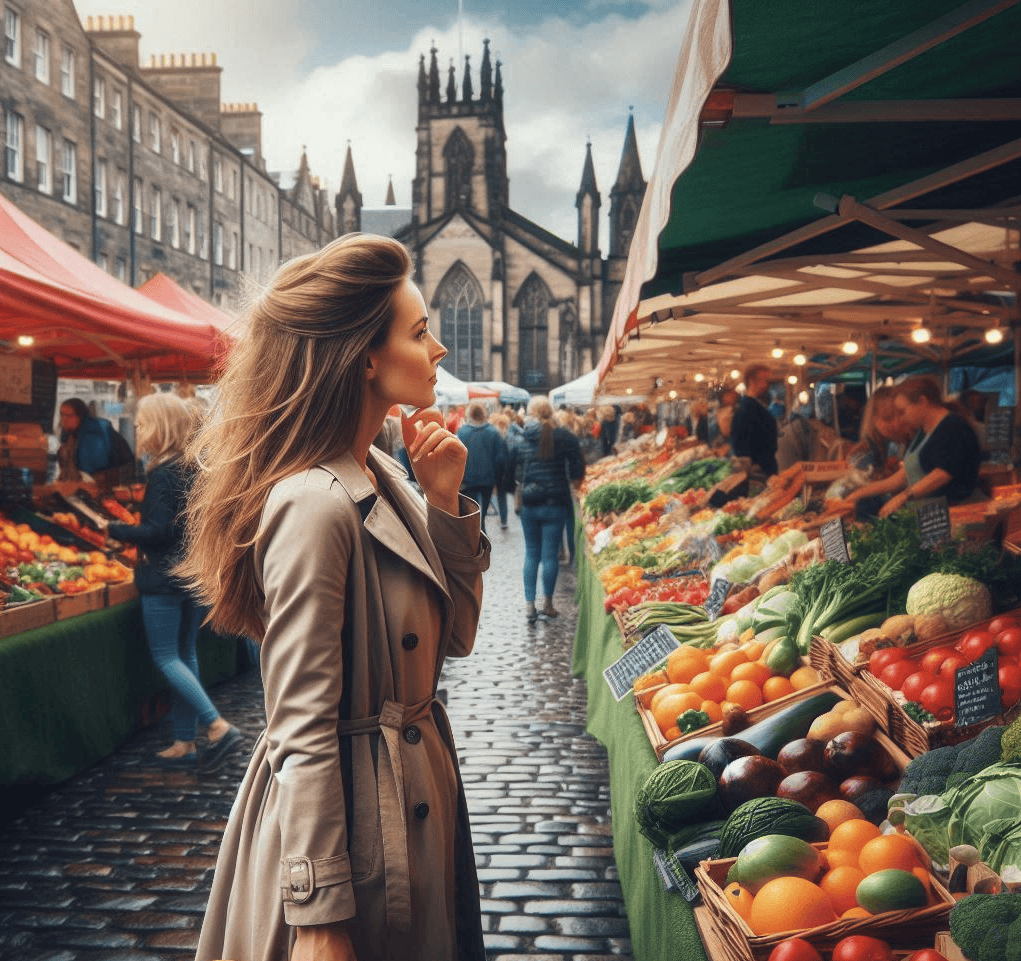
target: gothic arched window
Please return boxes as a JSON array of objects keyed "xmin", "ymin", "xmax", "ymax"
[
  {"xmin": 517, "ymin": 273, "xmax": 550, "ymax": 390},
  {"xmin": 443, "ymin": 128, "xmax": 474, "ymax": 212},
  {"xmin": 436, "ymin": 263, "xmax": 484, "ymax": 381}
]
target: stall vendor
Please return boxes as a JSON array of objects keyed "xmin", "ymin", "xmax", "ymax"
[
  {"xmin": 730, "ymin": 364, "xmax": 778, "ymax": 476},
  {"xmin": 841, "ymin": 375, "xmax": 981, "ymax": 518},
  {"xmin": 57, "ymin": 398, "xmax": 135, "ymax": 485}
]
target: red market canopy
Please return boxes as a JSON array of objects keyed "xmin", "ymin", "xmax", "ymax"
[
  {"xmin": 137, "ymin": 272, "xmax": 239, "ymax": 337},
  {"xmin": 0, "ymin": 194, "xmax": 229, "ymax": 381}
]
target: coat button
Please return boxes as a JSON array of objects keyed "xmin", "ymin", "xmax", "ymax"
[
  {"xmin": 401, "ymin": 633, "xmax": 419, "ymax": 651},
  {"xmin": 403, "ymin": 725, "xmax": 421, "ymax": 744},
  {"xmin": 414, "ymin": 801, "xmax": 430, "ymax": 820}
]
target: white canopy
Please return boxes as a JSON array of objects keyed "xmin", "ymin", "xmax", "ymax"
[{"xmin": 549, "ymin": 369, "xmax": 646, "ymax": 408}]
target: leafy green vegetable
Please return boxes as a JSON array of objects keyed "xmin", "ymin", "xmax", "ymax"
[
  {"xmin": 903, "ymin": 701, "xmax": 936, "ymax": 724},
  {"xmin": 676, "ymin": 709, "xmax": 711, "ymax": 734},
  {"xmin": 634, "ymin": 760, "xmax": 718, "ymax": 849},
  {"xmin": 584, "ymin": 481, "xmax": 654, "ymax": 515}
]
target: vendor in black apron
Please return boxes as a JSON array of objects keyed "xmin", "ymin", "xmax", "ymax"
[{"xmin": 841, "ymin": 375, "xmax": 981, "ymax": 519}]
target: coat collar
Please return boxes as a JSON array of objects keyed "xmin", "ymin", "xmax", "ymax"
[{"xmin": 317, "ymin": 450, "xmax": 449, "ymax": 600}]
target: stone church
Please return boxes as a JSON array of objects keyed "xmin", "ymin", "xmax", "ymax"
[{"xmin": 335, "ymin": 40, "xmax": 646, "ymax": 392}]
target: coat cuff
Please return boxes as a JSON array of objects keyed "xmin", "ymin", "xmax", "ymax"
[
  {"xmin": 426, "ymin": 495, "xmax": 488, "ymax": 573},
  {"xmin": 281, "ymin": 853, "xmax": 356, "ymax": 924}
]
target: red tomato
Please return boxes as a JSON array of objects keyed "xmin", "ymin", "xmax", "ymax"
[
  {"xmin": 988, "ymin": 616, "xmax": 1021, "ymax": 636},
  {"xmin": 938, "ymin": 653, "xmax": 969, "ymax": 678},
  {"xmin": 831, "ymin": 936, "xmax": 894, "ymax": 961},
  {"xmin": 1003, "ymin": 688, "xmax": 1021, "ymax": 710},
  {"xmin": 904, "ymin": 951, "xmax": 949, "ymax": 961},
  {"xmin": 995, "ymin": 627, "xmax": 1021, "ymax": 659},
  {"xmin": 920, "ymin": 645, "xmax": 958, "ymax": 675},
  {"xmin": 880, "ymin": 659, "xmax": 918, "ymax": 692},
  {"xmin": 999, "ymin": 663, "xmax": 1021, "ymax": 692},
  {"xmin": 920, "ymin": 679, "xmax": 955, "ymax": 720},
  {"xmin": 869, "ymin": 647, "xmax": 910, "ymax": 676},
  {"xmin": 960, "ymin": 630, "xmax": 995, "ymax": 662},
  {"xmin": 769, "ymin": 938, "xmax": 823, "ymax": 961},
  {"xmin": 901, "ymin": 670, "xmax": 939, "ymax": 703}
]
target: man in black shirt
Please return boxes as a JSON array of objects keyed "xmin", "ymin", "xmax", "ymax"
[{"xmin": 731, "ymin": 363, "xmax": 779, "ymax": 476}]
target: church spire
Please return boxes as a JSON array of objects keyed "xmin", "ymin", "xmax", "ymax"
[
  {"xmin": 494, "ymin": 57, "xmax": 503, "ymax": 106},
  {"xmin": 462, "ymin": 54, "xmax": 473, "ymax": 102},
  {"xmin": 576, "ymin": 140, "xmax": 601, "ymax": 254},
  {"xmin": 385, "ymin": 175, "xmax": 396, "ymax": 206},
  {"xmin": 576, "ymin": 141, "xmax": 599, "ymax": 202},
  {"xmin": 428, "ymin": 45, "xmax": 440, "ymax": 104},
  {"xmin": 335, "ymin": 141, "xmax": 362, "ymax": 235},
  {"xmin": 446, "ymin": 58, "xmax": 457, "ymax": 103},
  {"xmin": 612, "ymin": 110, "xmax": 644, "ymax": 194},
  {"xmin": 418, "ymin": 53, "xmax": 427, "ymax": 106},
  {"xmin": 480, "ymin": 39, "xmax": 492, "ymax": 102}
]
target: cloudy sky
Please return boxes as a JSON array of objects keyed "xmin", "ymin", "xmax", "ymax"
[{"xmin": 75, "ymin": 0, "xmax": 684, "ymax": 242}]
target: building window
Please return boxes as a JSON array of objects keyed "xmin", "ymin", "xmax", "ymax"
[
  {"xmin": 4, "ymin": 109, "xmax": 23, "ymax": 182},
  {"xmin": 437, "ymin": 263, "xmax": 484, "ymax": 381},
  {"xmin": 96, "ymin": 252, "xmax": 108, "ymax": 272},
  {"xmin": 113, "ymin": 172, "xmax": 124, "ymax": 224},
  {"xmin": 230, "ymin": 168, "xmax": 237, "ymax": 200},
  {"xmin": 148, "ymin": 112, "xmax": 160, "ymax": 153},
  {"xmin": 35, "ymin": 124, "xmax": 50, "ymax": 193},
  {"xmin": 131, "ymin": 104, "xmax": 141, "ymax": 143},
  {"xmin": 94, "ymin": 159, "xmax": 106, "ymax": 217},
  {"xmin": 443, "ymin": 128, "xmax": 474, "ymax": 213},
  {"xmin": 185, "ymin": 204, "xmax": 195, "ymax": 254},
  {"xmin": 60, "ymin": 45, "xmax": 74, "ymax": 97},
  {"xmin": 517, "ymin": 274, "xmax": 550, "ymax": 390},
  {"xmin": 4, "ymin": 6, "xmax": 20, "ymax": 67},
  {"xmin": 149, "ymin": 185, "xmax": 161, "ymax": 240},
  {"xmin": 132, "ymin": 176, "xmax": 143, "ymax": 233},
  {"xmin": 33, "ymin": 28, "xmax": 48, "ymax": 83},
  {"xmin": 197, "ymin": 213, "xmax": 206, "ymax": 260},
  {"xmin": 229, "ymin": 229, "xmax": 237, "ymax": 269},
  {"xmin": 170, "ymin": 128, "xmax": 180, "ymax": 165},
  {"xmin": 213, "ymin": 221, "xmax": 223, "ymax": 265},
  {"xmin": 213, "ymin": 156, "xmax": 222, "ymax": 192},
  {"xmin": 114, "ymin": 257, "xmax": 126, "ymax": 281},
  {"xmin": 187, "ymin": 139, "xmax": 195, "ymax": 173},
  {"xmin": 61, "ymin": 138, "xmax": 75, "ymax": 201},
  {"xmin": 93, "ymin": 75, "xmax": 105, "ymax": 119},
  {"xmin": 169, "ymin": 199, "xmax": 180, "ymax": 248},
  {"xmin": 111, "ymin": 89, "xmax": 122, "ymax": 130}
]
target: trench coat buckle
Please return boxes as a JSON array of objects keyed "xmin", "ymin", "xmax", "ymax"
[{"xmin": 285, "ymin": 856, "xmax": 315, "ymax": 904}]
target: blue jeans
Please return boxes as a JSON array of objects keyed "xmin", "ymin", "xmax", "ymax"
[
  {"xmin": 520, "ymin": 503, "xmax": 568, "ymax": 603},
  {"xmin": 141, "ymin": 592, "xmax": 218, "ymax": 742},
  {"xmin": 464, "ymin": 486, "xmax": 493, "ymax": 532}
]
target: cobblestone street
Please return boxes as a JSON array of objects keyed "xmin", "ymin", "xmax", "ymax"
[{"xmin": 0, "ymin": 513, "xmax": 632, "ymax": 960}]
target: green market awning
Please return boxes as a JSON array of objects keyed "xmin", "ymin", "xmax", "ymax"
[{"xmin": 599, "ymin": 0, "xmax": 1021, "ymax": 396}]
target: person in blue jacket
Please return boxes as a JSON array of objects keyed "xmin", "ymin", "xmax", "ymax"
[
  {"xmin": 456, "ymin": 401, "xmax": 506, "ymax": 532},
  {"xmin": 100, "ymin": 393, "xmax": 242, "ymax": 770},
  {"xmin": 57, "ymin": 397, "xmax": 134, "ymax": 484}
]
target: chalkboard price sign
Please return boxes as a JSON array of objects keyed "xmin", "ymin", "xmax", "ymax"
[
  {"xmin": 914, "ymin": 497, "xmax": 952, "ymax": 550},
  {"xmin": 602, "ymin": 624, "xmax": 680, "ymax": 701},
  {"xmin": 954, "ymin": 646, "xmax": 1000, "ymax": 728},
  {"xmin": 704, "ymin": 577, "xmax": 731, "ymax": 622},
  {"xmin": 652, "ymin": 848, "xmax": 701, "ymax": 901},
  {"xmin": 820, "ymin": 517, "xmax": 851, "ymax": 564}
]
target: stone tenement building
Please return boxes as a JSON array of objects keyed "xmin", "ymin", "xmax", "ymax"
[
  {"xmin": 336, "ymin": 41, "xmax": 647, "ymax": 391},
  {"xmin": 0, "ymin": 0, "xmax": 335, "ymax": 312}
]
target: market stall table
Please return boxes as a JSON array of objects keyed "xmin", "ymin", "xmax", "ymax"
[{"xmin": 572, "ymin": 538, "xmax": 709, "ymax": 961}]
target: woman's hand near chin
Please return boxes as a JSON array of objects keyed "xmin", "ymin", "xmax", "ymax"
[
  {"xmin": 291, "ymin": 922, "xmax": 357, "ymax": 961},
  {"xmin": 401, "ymin": 409, "xmax": 466, "ymax": 514}
]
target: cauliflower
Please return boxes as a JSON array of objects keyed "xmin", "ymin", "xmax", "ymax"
[{"xmin": 905, "ymin": 572, "xmax": 992, "ymax": 632}]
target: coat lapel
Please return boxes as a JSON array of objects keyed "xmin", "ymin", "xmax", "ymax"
[{"xmin": 318, "ymin": 451, "xmax": 450, "ymax": 600}]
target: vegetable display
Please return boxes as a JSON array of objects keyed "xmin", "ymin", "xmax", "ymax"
[
  {"xmin": 949, "ymin": 891, "xmax": 1021, "ymax": 961},
  {"xmin": 633, "ymin": 759, "xmax": 718, "ymax": 848}
]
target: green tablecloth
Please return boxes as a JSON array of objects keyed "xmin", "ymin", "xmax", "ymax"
[
  {"xmin": 572, "ymin": 545, "xmax": 709, "ymax": 961},
  {"xmin": 0, "ymin": 600, "xmax": 245, "ymax": 788}
]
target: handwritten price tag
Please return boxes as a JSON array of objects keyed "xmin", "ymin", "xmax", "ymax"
[{"xmin": 954, "ymin": 646, "xmax": 1000, "ymax": 728}]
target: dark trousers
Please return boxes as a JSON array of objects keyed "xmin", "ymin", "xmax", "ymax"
[{"xmin": 464, "ymin": 486, "xmax": 494, "ymax": 532}]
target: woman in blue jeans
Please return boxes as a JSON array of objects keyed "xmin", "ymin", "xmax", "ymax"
[
  {"xmin": 102, "ymin": 393, "xmax": 242, "ymax": 770},
  {"xmin": 508, "ymin": 397, "xmax": 585, "ymax": 623}
]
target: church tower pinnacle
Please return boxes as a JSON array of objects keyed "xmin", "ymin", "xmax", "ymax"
[
  {"xmin": 576, "ymin": 140, "xmax": 601, "ymax": 254},
  {"xmin": 609, "ymin": 111, "xmax": 646, "ymax": 257},
  {"xmin": 335, "ymin": 141, "xmax": 362, "ymax": 235}
]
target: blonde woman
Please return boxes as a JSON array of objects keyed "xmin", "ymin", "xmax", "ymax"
[
  {"xmin": 101, "ymin": 393, "xmax": 240, "ymax": 769},
  {"xmin": 178, "ymin": 235, "xmax": 489, "ymax": 961}
]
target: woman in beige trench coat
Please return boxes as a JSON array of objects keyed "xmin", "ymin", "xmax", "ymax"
[{"xmin": 178, "ymin": 235, "xmax": 490, "ymax": 961}]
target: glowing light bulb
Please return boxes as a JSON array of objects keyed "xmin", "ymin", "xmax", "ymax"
[
  {"xmin": 798, "ymin": 390, "xmax": 809, "ymax": 404},
  {"xmin": 771, "ymin": 347, "xmax": 784, "ymax": 359},
  {"xmin": 668, "ymin": 389, "xmax": 677, "ymax": 400},
  {"xmin": 794, "ymin": 353, "xmax": 806, "ymax": 366},
  {"xmin": 787, "ymin": 374, "xmax": 798, "ymax": 385},
  {"xmin": 17, "ymin": 335, "xmax": 34, "ymax": 347},
  {"xmin": 694, "ymin": 373, "xmax": 704, "ymax": 383},
  {"xmin": 625, "ymin": 388, "xmax": 633, "ymax": 395},
  {"xmin": 985, "ymin": 328, "xmax": 1004, "ymax": 344},
  {"xmin": 730, "ymin": 369, "xmax": 740, "ymax": 379},
  {"xmin": 841, "ymin": 341, "xmax": 858, "ymax": 355},
  {"xmin": 911, "ymin": 326, "xmax": 931, "ymax": 344}
]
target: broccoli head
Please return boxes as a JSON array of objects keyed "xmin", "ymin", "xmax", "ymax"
[
  {"xmin": 1002, "ymin": 715, "xmax": 1021, "ymax": 764},
  {"xmin": 949, "ymin": 892, "xmax": 1021, "ymax": 961},
  {"xmin": 676, "ymin": 709, "xmax": 711, "ymax": 734}
]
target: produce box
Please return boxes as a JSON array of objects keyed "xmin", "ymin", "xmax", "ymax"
[
  {"xmin": 692, "ymin": 842, "xmax": 954, "ymax": 961},
  {"xmin": 54, "ymin": 585, "xmax": 107, "ymax": 622},
  {"xmin": 635, "ymin": 678, "xmax": 885, "ymax": 763},
  {"xmin": 106, "ymin": 579, "xmax": 138, "ymax": 607},
  {"xmin": 0, "ymin": 423, "xmax": 48, "ymax": 482},
  {"xmin": 856, "ymin": 606, "xmax": 1021, "ymax": 757},
  {"xmin": 0, "ymin": 596, "xmax": 57, "ymax": 637},
  {"xmin": 810, "ymin": 632, "xmax": 866, "ymax": 692}
]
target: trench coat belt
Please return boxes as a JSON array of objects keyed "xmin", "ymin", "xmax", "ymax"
[{"xmin": 336, "ymin": 695, "xmax": 438, "ymax": 931}]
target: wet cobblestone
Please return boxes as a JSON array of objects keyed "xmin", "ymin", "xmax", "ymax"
[{"xmin": 0, "ymin": 516, "xmax": 631, "ymax": 959}]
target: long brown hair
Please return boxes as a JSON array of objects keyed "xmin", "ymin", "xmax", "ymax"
[
  {"xmin": 135, "ymin": 393, "xmax": 200, "ymax": 471},
  {"xmin": 177, "ymin": 234, "xmax": 413, "ymax": 640},
  {"xmin": 528, "ymin": 396, "xmax": 555, "ymax": 460},
  {"xmin": 850, "ymin": 385, "xmax": 896, "ymax": 458}
]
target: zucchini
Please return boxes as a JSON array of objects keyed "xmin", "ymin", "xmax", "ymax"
[
  {"xmin": 662, "ymin": 690, "xmax": 843, "ymax": 764},
  {"xmin": 820, "ymin": 612, "xmax": 886, "ymax": 644}
]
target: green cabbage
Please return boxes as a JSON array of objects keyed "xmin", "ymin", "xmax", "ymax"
[{"xmin": 634, "ymin": 760, "xmax": 717, "ymax": 849}]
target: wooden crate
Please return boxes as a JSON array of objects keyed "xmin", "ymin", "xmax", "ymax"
[
  {"xmin": 693, "ymin": 843, "xmax": 954, "ymax": 961},
  {"xmin": 54, "ymin": 586, "xmax": 107, "ymax": 622},
  {"xmin": 106, "ymin": 579, "xmax": 138, "ymax": 607},
  {"xmin": 0, "ymin": 596, "xmax": 57, "ymax": 637},
  {"xmin": 636, "ymin": 677, "xmax": 848, "ymax": 763}
]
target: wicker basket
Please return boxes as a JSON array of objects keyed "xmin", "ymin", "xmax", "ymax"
[
  {"xmin": 693, "ymin": 844, "xmax": 954, "ymax": 961},
  {"xmin": 810, "ymin": 633, "xmax": 863, "ymax": 691}
]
